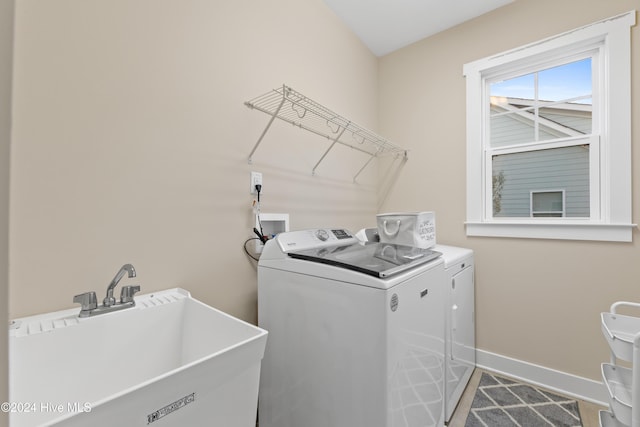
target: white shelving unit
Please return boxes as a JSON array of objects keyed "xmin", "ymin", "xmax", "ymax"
[
  {"xmin": 244, "ymin": 85, "xmax": 407, "ymax": 181},
  {"xmin": 600, "ymin": 301, "xmax": 640, "ymax": 426}
]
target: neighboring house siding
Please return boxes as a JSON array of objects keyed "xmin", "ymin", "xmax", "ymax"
[
  {"xmin": 539, "ymin": 110, "xmax": 591, "ymax": 134},
  {"xmin": 493, "ymin": 145, "xmax": 590, "ymax": 217},
  {"xmin": 490, "ymin": 102, "xmax": 591, "ymax": 218},
  {"xmin": 490, "ymin": 106, "xmax": 591, "ymax": 147},
  {"xmin": 490, "ymin": 113, "xmax": 555, "ymax": 146}
]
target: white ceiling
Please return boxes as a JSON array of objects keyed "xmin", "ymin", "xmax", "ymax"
[{"xmin": 322, "ymin": 0, "xmax": 515, "ymax": 57}]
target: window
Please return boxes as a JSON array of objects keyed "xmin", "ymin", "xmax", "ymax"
[
  {"xmin": 531, "ymin": 191, "xmax": 565, "ymax": 218},
  {"xmin": 464, "ymin": 11, "xmax": 635, "ymax": 242}
]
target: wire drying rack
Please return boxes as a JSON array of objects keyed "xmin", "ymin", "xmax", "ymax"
[{"xmin": 245, "ymin": 85, "xmax": 407, "ymax": 181}]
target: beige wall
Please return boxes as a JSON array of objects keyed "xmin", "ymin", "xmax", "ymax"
[
  {"xmin": 0, "ymin": 0, "xmax": 13, "ymax": 424},
  {"xmin": 9, "ymin": 0, "xmax": 639, "ymax": 396},
  {"xmin": 378, "ymin": 0, "xmax": 640, "ymax": 381},
  {"xmin": 10, "ymin": 0, "xmax": 379, "ymax": 323}
]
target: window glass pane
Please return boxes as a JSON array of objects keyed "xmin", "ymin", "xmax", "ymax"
[
  {"xmin": 489, "ymin": 110, "xmax": 535, "ymax": 147},
  {"xmin": 532, "ymin": 191, "xmax": 563, "ymax": 217},
  {"xmin": 532, "ymin": 191, "xmax": 562, "ymax": 212},
  {"xmin": 489, "ymin": 58, "xmax": 592, "ymax": 147},
  {"xmin": 492, "ymin": 146, "xmax": 590, "ymax": 218},
  {"xmin": 538, "ymin": 58, "xmax": 591, "ymax": 103},
  {"xmin": 490, "ymin": 74, "xmax": 535, "ymax": 99}
]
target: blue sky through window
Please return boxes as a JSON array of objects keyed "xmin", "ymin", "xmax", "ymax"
[{"xmin": 490, "ymin": 58, "xmax": 592, "ymax": 103}]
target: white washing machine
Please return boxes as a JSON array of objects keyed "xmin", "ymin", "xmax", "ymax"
[
  {"xmin": 433, "ymin": 245, "xmax": 475, "ymax": 423},
  {"xmin": 258, "ymin": 229, "xmax": 448, "ymax": 427}
]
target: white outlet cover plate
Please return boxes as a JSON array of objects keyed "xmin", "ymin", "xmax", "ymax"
[{"xmin": 250, "ymin": 171, "xmax": 263, "ymax": 194}]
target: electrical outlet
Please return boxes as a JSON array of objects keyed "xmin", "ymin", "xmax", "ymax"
[{"xmin": 250, "ymin": 171, "xmax": 263, "ymax": 194}]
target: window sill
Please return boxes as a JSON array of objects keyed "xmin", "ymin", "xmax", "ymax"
[{"xmin": 465, "ymin": 221, "xmax": 636, "ymax": 242}]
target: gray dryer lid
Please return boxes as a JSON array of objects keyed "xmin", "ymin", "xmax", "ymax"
[{"xmin": 287, "ymin": 241, "xmax": 441, "ymax": 278}]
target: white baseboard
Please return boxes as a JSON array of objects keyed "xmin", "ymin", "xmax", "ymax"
[{"xmin": 476, "ymin": 348, "xmax": 608, "ymax": 406}]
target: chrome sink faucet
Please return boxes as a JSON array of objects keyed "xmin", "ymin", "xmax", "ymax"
[
  {"xmin": 73, "ymin": 264, "xmax": 141, "ymax": 318},
  {"xmin": 104, "ymin": 263, "xmax": 136, "ymax": 306}
]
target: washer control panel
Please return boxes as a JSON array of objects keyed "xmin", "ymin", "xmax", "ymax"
[{"xmin": 276, "ymin": 228, "xmax": 357, "ymax": 252}]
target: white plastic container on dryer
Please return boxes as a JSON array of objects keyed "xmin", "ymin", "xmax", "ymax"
[
  {"xmin": 376, "ymin": 212, "xmax": 436, "ymax": 249},
  {"xmin": 433, "ymin": 244, "xmax": 475, "ymax": 423}
]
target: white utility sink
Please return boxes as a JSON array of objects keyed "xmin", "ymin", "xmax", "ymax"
[{"xmin": 9, "ymin": 288, "xmax": 267, "ymax": 427}]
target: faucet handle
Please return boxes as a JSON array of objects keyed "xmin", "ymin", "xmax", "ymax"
[
  {"xmin": 73, "ymin": 292, "xmax": 97, "ymax": 317},
  {"xmin": 120, "ymin": 285, "xmax": 141, "ymax": 304}
]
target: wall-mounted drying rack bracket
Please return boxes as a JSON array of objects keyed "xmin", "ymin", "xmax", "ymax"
[{"xmin": 245, "ymin": 85, "xmax": 408, "ymax": 182}]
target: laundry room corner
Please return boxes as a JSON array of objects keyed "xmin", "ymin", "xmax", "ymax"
[
  {"xmin": 8, "ymin": 0, "xmax": 381, "ymax": 325},
  {"xmin": 5, "ymin": 0, "xmax": 640, "ymax": 424},
  {"xmin": 376, "ymin": 0, "xmax": 640, "ymax": 402}
]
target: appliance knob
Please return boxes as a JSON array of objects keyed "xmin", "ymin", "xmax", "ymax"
[{"xmin": 315, "ymin": 229, "xmax": 330, "ymax": 241}]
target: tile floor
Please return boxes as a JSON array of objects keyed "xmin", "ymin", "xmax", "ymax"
[
  {"xmin": 256, "ymin": 368, "xmax": 606, "ymax": 427},
  {"xmin": 448, "ymin": 369, "xmax": 606, "ymax": 427}
]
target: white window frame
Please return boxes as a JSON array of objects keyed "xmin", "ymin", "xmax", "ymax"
[
  {"xmin": 530, "ymin": 190, "xmax": 565, "ymax": 218},
  {"xmin": 463, "ymin": 11, "xmax": 636, "ymax": 242}
]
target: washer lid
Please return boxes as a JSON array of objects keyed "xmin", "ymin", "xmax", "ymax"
[{"xmin": 288, "ymin": 242, "xmax": 441, "ymax": 278}]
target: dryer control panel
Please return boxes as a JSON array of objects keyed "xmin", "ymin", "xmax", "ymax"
[{"xmin": 276, "ymin": 228, "xmax": 358, "ymax": 253}]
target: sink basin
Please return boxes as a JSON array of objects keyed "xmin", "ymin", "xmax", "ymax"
[{"xmin": 9, "ymin": 288, "xmax": 267, "ymax": 427}]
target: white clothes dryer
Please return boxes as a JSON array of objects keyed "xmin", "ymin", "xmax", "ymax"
[
  {"xmin": 257, "ymin": 229, "xmax": 448, "ymax": 427},
  {"xmin": 433, "ymin": 245, "xmax": 475, "ymax": 423}
]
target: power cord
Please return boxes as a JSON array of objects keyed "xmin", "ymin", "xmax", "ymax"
[
  {"xmin": 243, "ymin": 237, "xmax": 261, "ymax": 262},
  {"xmin": 244, "ymin": 183, "xmax": 267, "ymax": 262},
  {"xmin": 254, "ymin": 184, "xmax": 268, "ymax": 243}
]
